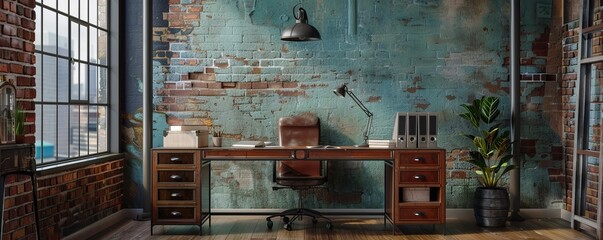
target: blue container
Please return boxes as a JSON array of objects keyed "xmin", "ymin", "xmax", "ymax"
[{"xmin": 34, "ymin": 141, "xmax": 54, "ymax": 159}]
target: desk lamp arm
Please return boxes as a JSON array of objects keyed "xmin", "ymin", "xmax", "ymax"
[{"xmin": 346, "ymin": 90, "xmax": 373, "ymax": 146}]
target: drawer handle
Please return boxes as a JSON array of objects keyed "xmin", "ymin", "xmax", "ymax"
[
  {"xmin": 413, "ymin": 175, "xmax": 425, "ymax": 180},
  {"xmin": 171, "ymin": 211, "xmax": 182, "ymax": 217},
  {"xmin": 413, "ymin": 157, "xmax": 424, "ymax": 162},
  {"xmin": 414, "ymin": 212, "xmax": 424, "ymax": 216},
  {"xmin": 170, "ymin": 157, "xmax": 181, "ymax": 162},
  {"xmin": 170, "ymin": 192, "xmax": 183, "ymax": 198},
  {"xmin": 170, "ymin": 175, "xmax": 183, "ymax": 181}
]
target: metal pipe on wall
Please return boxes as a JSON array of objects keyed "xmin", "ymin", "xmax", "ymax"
[
  {"xmin": 140, "ymin": 0, "xmax": 153, "ymax": 218},
  {"xmin": 348, "ymin": 0, "xmax": 357, "ymax": 35},
  {"xmin": 508, "ymin": 0, "xmax": 524, "ymax": 221}
]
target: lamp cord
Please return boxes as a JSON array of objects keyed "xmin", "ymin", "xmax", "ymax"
[{"xmin": 292, "ymin": 3, "xmax": 302, "ymax": 20}]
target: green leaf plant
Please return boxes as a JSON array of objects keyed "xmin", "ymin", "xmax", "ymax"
[
  {"xmin": 13, "ymin": 106, "xmax": 24, "ymax": 136},
  {"xmin": 459, "ymin": 96, "xmax": 515, "ymax": 187}
]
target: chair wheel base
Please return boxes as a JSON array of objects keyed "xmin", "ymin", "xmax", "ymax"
[{"xmin": 326, "ymin": 222, "xmax": 333, "ymax": 230}]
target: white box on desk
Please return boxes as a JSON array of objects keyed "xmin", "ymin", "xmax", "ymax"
[
  {"xmin": 402, "ymin": 187, "xmax": 430, "ymax": 202},
  {"xmin": 163, "ymin": 130, "xmax": 209, "ymax": 148}
]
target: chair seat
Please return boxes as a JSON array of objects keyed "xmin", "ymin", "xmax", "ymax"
[{"xmin": 269, "ymin": 114, "xmax": 331, "ymax": 231}]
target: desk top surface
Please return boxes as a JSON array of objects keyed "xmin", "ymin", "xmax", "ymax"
[{"xmin": 154, "ymin": 146, "xmax": 444, "ymax": 161}]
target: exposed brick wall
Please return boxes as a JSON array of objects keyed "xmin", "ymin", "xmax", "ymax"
[
  {"xmin": 0, "ymin": 0, "xmax": 40, "ymax": 239},
  {"xmin": 2, "ymin": 174, "xmax": 37, "ymax": 240},
  {"xmin": 2, "ymin": 158, "xmax": 124, "ymax": 239},
  {"xmin": 36, "ymin": 159, "xmax": 123, "ymax": 239},
  {"xmin": 561, "ymin": 19, "xmax": 579, "ymax": 213},
  {"xmin": 0, "ymin": 0, "xmax": 36, "ymax": 144}
]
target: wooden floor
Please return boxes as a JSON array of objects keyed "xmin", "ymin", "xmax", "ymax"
[{"xmin": 96, "ymin": 215, "xmax": 595, "ymax": 240}]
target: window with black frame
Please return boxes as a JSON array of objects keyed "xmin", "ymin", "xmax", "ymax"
[{"xmin": 33, "ymin": 0, "xmax": 109, "ymax": 164}]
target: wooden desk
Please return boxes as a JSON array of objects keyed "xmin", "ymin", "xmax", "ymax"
[{"xmin": 151, "ymin": 147, "xmax": 446, "ymax": 234}]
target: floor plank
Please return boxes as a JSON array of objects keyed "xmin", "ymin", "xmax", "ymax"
[{"xmin": 95, "ymin": 215, "xmax": 595, "ymax": 240}]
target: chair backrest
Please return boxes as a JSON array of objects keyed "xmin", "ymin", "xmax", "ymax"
[{"xmin": 275, "ymin": 114, "xmax": 326, "ymax": 186}]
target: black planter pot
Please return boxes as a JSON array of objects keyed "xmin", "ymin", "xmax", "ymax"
[{"xmin": 474, "ymin": 187, "xmax": 510, "ymax": 227}]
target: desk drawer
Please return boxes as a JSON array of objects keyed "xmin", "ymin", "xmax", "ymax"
[
  {"xmin": 398, "ymin": 206, "xmax": 440, "ymax": 221},
  {"xmin": 157, "ymin": 171, "xmax": 195, "ymax": 183},
  {"xmin": 157, "ymin": 189, "xmax": 196, "ymax": 202},
  {"xmin": 156, "ymin": 152, "xmax": 195, "ymax": 165},
  {"xmin": 399, "ymin": 170, "xmax": 439, "ymax": 184},
  {"xmin": 398, "ymin": 151, "xmax": 440, "ymax": 167},
  {"xmin": 157, "ymin": 207, "xmax": 196, "ymax": 221}
]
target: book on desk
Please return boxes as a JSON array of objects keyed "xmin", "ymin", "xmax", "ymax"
[{"xmin": 232, "ymin": 141, "xmax": 266, "ymax": 148}]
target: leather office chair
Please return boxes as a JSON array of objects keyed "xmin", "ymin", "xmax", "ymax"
[{"xmin": 266, "ymin": 114, "xmax": 333, "ymax": 231}]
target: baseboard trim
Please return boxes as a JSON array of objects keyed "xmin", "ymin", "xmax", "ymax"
[
  {"xmin": 560, "ymin": 209, "xmax": 572, "ymax": 222},
  {"xmin": 64, "ymin": 209, "xmax": 142, "ymax": 240}
]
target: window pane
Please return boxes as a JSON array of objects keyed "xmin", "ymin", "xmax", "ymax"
[
  {"xmin": 42, "ymin": 55, "xmax": 57, "ymax": 102},
  {"xmin": 42, "ymin": 8, "xmax": 57, "ymax": 54},
  {"xmin": 57, "ymin": 105, "xmax": 69, "ymax": 160},
  {"xmin": 89, "ymin": 105, "xmax": 97, "ymax": 154},
  {"xmin": 57, "ymin": 14, "xmax": 69, "ymax": 56},
  {"xmin": 70, "ymin": 0, "xmax": 79, "ymax": 18},
  {"xmin": 89, "ymin": 65, "xmax": 97, "ymax": 103},
  {"xmin": 89, "ymin": 27, "xmax": 97, "ymax": 63},
  {"xmin": 79, "ymin": 105, "xmax": 89, "ymax": 155},
  {"xmin": 71, "ymin": 61, "xmax": 79, "ymax": 100},
  {"xmin": 42, "ymin": 105, "xmax": 57, "ymax": 162},
  {"xmin": 58, "ymin": 0, "xmax": 68, "ymax": 13},
  {"xmin": 587, "ymin": 63, "xmax": 602, "ymax": 151},
  {"xmin": 98, "ymin": 0, "xmax": 107, "ymax": 29},
  {"xmin": 80, "ymin": 25, "xmax": 88, "ymax": 62},
  {"xmin": 36, "ymin": 0, "xmax": 110, "ymax": 163},
  {"xmin": 98, "ymin": 30, "xmax": 107, "ymax": 65},
  {"xmin": 43, "ymin": 0, "xmax": 56, "ymax": 9},
  {"xmin": 58, "ymin": 58, "xmax": 69, "ymax": 102},
  {"xmin": 69, "ymin": 105, "xmax": 80, "ymax": 158},
  {"xmin": 89, "ymin": 0, "xmax": 97, "ymax": 25},
  {"xmin": 97, "ymin": 106, "xmax": 107, "ymax": 153},
  {"xmin": 80, "ymin": 62, "xmax": 88, "ymax": 101},
  {"xmin": 34, "ymin": 53, "xmax": 41, "ymax": 101},
  {"xmin": 35, "ymin": 104, "xmax": 42, "ymax": 164},
  {"xmin": 98, "ymin": 67, "xmax": 107, "ymax": 103},
  {"xmin": 35, "ymin": 6, "xmax": 41, "ymax": 51},
  {"xmin": 71, "ymin": 21, "xmax": 79, "ymax": 60},
  {"xmin": 80, "ymin": 0, "xmax": 88, "ymax": 21}
]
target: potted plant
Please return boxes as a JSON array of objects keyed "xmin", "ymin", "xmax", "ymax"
[
  {"xmin": 13, "ymin": 106, "xmax": 24, "ymax": 143},
  {"xmin": 211, "ymin": 127, "xmax": 223, "ymax": 147},
  {"xmin": 459, "ymin": 96, "xmax": 515, "ymax": 227}
]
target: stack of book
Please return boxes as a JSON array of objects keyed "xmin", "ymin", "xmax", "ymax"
[{"xmin": 368, "ymin": 139, "xmax": 396, "ymax": 148}]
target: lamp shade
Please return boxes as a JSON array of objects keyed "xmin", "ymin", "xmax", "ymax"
[
  {"xmin": 333, "ymin": 84, "xmax": 347, "ymax": 97},
  {"xmin": 281, "ymin": 7, "xmax": 321, "ymax": 41}
]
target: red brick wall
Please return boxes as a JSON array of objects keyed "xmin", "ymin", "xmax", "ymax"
[
  {"xmin": 3, "ymin": 159, "xmax": 124, "ymax": 239},
  {"xmin": 0, "ymin": 0, "xmax": 36, "ymax": 144},
  {"xmin": 36, "ymin": 159, "xmax": 124, "ymax": 239},
  {"xmin": 561, "ymin": 19, "xmax": 579, "ymax": 213}
]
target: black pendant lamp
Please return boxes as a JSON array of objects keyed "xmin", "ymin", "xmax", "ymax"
[{"xmin": 281, "ymin": 3, "xmax": 321, "ymax": 41}]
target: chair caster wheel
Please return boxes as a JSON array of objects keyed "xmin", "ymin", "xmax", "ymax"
[
  {"xmin": 283, "ymin": 217, "xmax": 290, "ymax": 223},
  {"xmin": 266, "ymin": 220, "xmax": 273, "ymax": 229},
  {"xmin": 312, "ymin": 218, "xmax": 318, "ymax": 224},
  {"xmin": 284, "ymin": 223, "xmax": 292, "ymax": 231},
  {"xmin": 326, "ymin": 222, "xmax": 333, "ymax": 230}
]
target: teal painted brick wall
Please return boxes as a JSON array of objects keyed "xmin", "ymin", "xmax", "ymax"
[{"xmin": 125, "ymin": 0, "xmax": 565, "ymax": 209}]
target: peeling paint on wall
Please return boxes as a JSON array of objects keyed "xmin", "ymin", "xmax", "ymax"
[{"xmin": 121, "ymin": 0, "xmax": 563, "ymax": 209}]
